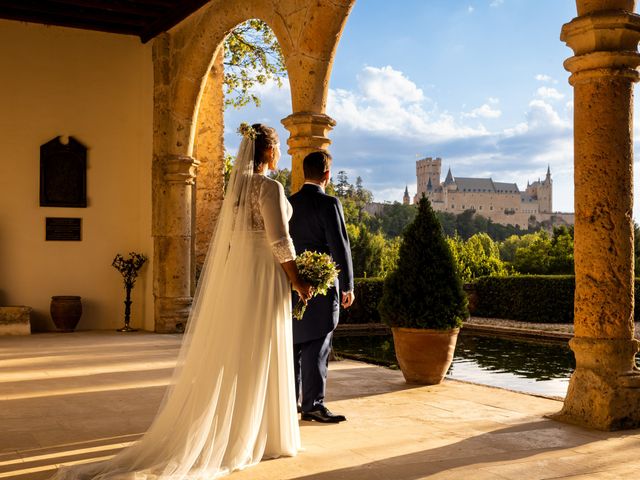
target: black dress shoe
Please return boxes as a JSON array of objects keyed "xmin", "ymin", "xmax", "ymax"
[{"xmin": 301, "ymin": 406, "xmax": 346, "ymax": 423}]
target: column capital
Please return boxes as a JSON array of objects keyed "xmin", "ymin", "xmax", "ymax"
[
  {"xmin": 162, "ymin": 154, "xmax": 200, "ymax": 184},
  {"xmin": 281, "ymin": 112, "xmax": 336, "ymax": 152},
  {"xmin": 562, "ymin": 11, "xmax": 640, "ymax": 84}
]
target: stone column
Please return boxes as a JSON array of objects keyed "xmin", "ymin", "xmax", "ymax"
[
  {"xmin": 193, "ymin": 53, "xmax": 225, "ymax": 290},
  {"xmin": 554, "ymin": 0, "xmax": 640, "ymax": 430},
  {"xmin": 153, "ymin": 154, "xmax": 200, "ymax": 333},
  {"xmin": 281, "ymin": 112, "xmax": 336, "ymax": 193}
]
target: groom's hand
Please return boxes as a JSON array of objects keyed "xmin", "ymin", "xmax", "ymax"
[{"xmin": 341, "ymin": 291, "xmax": 355, "ymax": 309}]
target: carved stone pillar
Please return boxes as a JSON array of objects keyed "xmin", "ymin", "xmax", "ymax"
[
  {"xmin": 281, "ymin": 112, "xmax": 336, "ymax": 193},
  {"xmin": 554, "ymin": 0, "xmax": 640, "ymax": 430},
  {"xmin": 153, "ymin": 154, "xmax": 200, "ymax": 333},
  {"xmin": 193, "ymin": 52, "xmax": 225, "ymax": 290}
]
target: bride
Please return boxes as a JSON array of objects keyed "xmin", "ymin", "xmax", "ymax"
[{"xmin": 52, "ymin": 123, "xmax": 313, "ymax": 479}]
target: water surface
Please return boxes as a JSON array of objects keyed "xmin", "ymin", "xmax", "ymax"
[{"xmin": 332, "ymin": 331, "xmax": 575, "ymax": 398}]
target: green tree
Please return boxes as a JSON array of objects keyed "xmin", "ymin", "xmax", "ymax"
[
  {"xmin": 268, "ymin": 168, "xmax": 291, "ymax": 196},
  {"xmin": 379, "ymin": 202, "xmax": 417, "ymax": 238},
  {"xmin": 379, "ymin": 197, "xmax": 468, "ymax": 329},
  {"xmin": 355, "ymin": 176, "xmax": 373, "ymax": 204},
  {"xmin": 350, "ymin": 223, "xmax": 386, "ymax": 278},
  {"xmin": 548, "ymin": 226, "xmax": 574, "ymax": 274},
  {"xmin": 447, "ymin": 233, "xmax": 508, "ymax": 283},
  {"xmin": 437, "ymin": 212, "xmax": 457, "ymax": 237},
  {"xmin": 512, "ymin": 231, "xmax": 553, "ymax": 274},
  {"xmin": 335, "ymin": 170, "xmax": 351, "ymax": 197},
  {"xmin": 224, "ymin": 20, "xmax": 286, "ymax": 108},
  {"xmin": 380, "ymin": 236, "xmax": 402, "ymax": 277}
]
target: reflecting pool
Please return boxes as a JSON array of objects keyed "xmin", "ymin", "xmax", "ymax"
[{"xmin": 332, "ymin": 331, "xmax": 575, "ymax": 398}]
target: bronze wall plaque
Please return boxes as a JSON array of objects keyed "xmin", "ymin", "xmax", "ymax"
[
  {"xmin": 46, "ymin": 217, "xmax": 82, "ymax": 241},
  {"xmin": 40, "ymin": 136, "xmax": 87, "ymax": 207}
]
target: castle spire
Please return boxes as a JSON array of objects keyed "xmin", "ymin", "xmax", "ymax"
[
  {"xmin": 444, "ymin": 167, "xmax": 454, "ymax": 185},
  {"xmin": 403, "ymin": 185, "xmax": 410, "ymax": 205}
]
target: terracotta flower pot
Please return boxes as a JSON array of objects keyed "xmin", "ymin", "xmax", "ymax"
[
  {"xmin": 50, "ymin": 296, "xmax": 82, "ymax": 332},
  {"xmin": 391, "ymin": 327, "xmax": 460, "ymax": 385}
]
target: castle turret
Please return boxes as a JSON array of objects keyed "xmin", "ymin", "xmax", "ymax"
[
  {"xmin": 443, "ymin": 168, "xmax": 454, "ymax": 186},
  {"xmin": 415, "ymin": 156, "xmax": 442, "ymax": 203},
  {"xmin": 403, "ymin": 185, "xmax": 410, "ymax": 205},
  {"xmin": 539, "ymin": 166, "xmax": 553, "ymax": 213}
]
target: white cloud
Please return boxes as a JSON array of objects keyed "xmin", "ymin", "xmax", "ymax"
[
  {"xmin": 224, "ymin": 65, "xmax": 576, "ymax": 211},
  {"xmin": 463, "ymin": 103, "xmax": 502, "ymax": 119},
  {"xmin": 490, "ymin": 0, "xmax": 504, "ymax": 7},
  {"xmin": 535, "ymin": 74, "xmax": 559, "ymax": 85},
  {"xmin": 536, "ymin": 86, "xmax": 565, "ymax": 101},
  {"xmin": 327, "ymin": 65, "xmax": 488, "ymax": 141},
  {"xmin": 468, "ymin": 5, "xmax": 475, "ymax": 13}
]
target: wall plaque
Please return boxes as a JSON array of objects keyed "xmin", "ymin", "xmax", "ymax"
[
  {"xmin": 40, "ymin": 136, "xmax": 87, "ymax": 207},
  {"xmin": 46, "ymin": 217, "xmax": 82, "ymax": 241}
]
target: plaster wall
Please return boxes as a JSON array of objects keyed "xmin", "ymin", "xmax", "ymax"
[{"xmin": 0, "ymin": 20, "xmax": 154, "ymax": 331}]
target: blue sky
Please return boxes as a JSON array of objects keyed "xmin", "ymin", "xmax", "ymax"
[{"xmin": 225, "ymin": 0, "xmax": 638, "ymax": 214}]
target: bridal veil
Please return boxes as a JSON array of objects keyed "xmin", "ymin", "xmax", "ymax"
[{"xmin": 52, "ymin": 133, "xmax": 301, "ymax": 480}]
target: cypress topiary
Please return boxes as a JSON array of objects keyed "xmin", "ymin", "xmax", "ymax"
[{"xmin": 379, "ymin": 197, "xmax": 468, "ymax": 329}]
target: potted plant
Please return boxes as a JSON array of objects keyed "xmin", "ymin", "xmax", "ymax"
[{"xmin": 378, "ymin": 197, "xmax": 468, "ymax": 384}]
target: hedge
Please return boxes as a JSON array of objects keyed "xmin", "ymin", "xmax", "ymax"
[
  {"xmin": 471, "ymin": 275, "xmax": 575, "ymax": 323},
  {"xmin": 339, "ymin": 278, "xmax": 384, "ymax": 325},
  {"xmin": 472, "ymin": 275, "xmax": 640, "ymax": 324},
  {"xmin": 339, "ymin": 275, "xmax": 640, "ymax": 326}
]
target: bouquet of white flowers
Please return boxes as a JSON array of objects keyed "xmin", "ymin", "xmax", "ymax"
[{"xmin": 293, "ymin": 251, "xmax": 340, "ymax": 320}]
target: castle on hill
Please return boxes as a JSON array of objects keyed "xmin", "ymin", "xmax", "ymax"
[{"xmin": 404, "ymin": 157, "xmax": 574, "ymax": 229}]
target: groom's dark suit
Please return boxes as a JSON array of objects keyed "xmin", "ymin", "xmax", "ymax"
[{"xmin": 289, "ymin": 183, "xmax": 354, "ymax": 414}]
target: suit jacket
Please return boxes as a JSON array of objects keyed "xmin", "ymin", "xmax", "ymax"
[{"xmin": 289, "ymin": 183, "xmax": 354, "ymax": 344}]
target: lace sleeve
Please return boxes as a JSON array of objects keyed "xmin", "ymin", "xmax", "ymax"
[
  {"xmin": 259, "ymin": 179, "xmax": 297, "ymax": 263},
  {"xmin": 271, "ymin": 237, "xmax": 296, "ymax": 264}
]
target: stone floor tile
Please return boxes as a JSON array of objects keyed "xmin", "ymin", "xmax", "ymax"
[{"xmin": 3, "ymin": 332, "xmax": 640, "ymax": 480}]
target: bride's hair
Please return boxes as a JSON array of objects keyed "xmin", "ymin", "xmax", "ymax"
[{"xmin": 252, "ymin": 123, "xmax": 279, "ymax": 168}]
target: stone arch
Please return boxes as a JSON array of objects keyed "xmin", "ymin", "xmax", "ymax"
[{"xmin": 152, "ymin": 0, "xmax": 355, "ymax": 332}]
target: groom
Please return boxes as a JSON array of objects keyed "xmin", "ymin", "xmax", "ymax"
[{"xmin": 289, "ymin": 150, "xmax": 354, "ymax": 423}]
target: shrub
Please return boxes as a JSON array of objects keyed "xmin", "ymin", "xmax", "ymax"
[
  {"xmin": 339, "ymin": 278, "xmax": 384, "ymax": 325},
  {"xmin": 447, "ymin": 233, "xmax": 509, "ymax": 282},
  {"xmin": 378, "ymin": 197, "xmax": 468, "ymax": 329},
  {"xmin": 472, "ymin": 275, "xmax": 575, "ymax": 323}
]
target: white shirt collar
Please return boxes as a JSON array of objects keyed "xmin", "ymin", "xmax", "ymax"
[{"xmin": 304, "ymin": 181, "xmax": 325, "ymax": 193}]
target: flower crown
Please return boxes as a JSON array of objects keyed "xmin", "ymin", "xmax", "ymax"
[{"xmin": 237, "ymin": 122, "xmax": 257, "ymax": 140}]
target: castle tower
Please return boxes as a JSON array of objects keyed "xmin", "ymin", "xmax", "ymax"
[
  {"xmin": 538, "ymin": 165, "xmax": 553, "ymax": 213},
  {"xmin": 415, "ymin": 157, "xmax": 442, "ymax": 199},
  {"xmin": 403, "ymin": 185, "xmax": 410, "ymax": 205}
]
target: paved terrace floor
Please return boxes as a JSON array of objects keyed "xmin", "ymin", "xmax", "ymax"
[{"xmin": 2, "ymin": 332, "xmax": 640, "ymax": 480}]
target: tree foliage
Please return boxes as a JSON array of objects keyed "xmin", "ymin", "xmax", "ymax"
[
  {"xmin": 379, "ymin": 198, "xmax": 468, "ymax": 329},
  {"xmin": 224, "ymin": 19, "xmax": 286, "ymax": 108},
  {"xmin": 447, "ymin": 233, "xmax": 510, "ymax": 283},
  {"xmin": 268, "ymin": 168, "xmax": 291, "ymax": 196}
]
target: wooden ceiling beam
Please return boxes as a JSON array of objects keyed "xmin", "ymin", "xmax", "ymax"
[
  {"xmin": 44, "ymin": 0, "xmax": 164, "ymax": 19},
  {"xmin": 0, "ymin": 8, "xmax": 139, "ymax": 36},
  {"xmin": 0, "ymin": 1, "xmax": 148, "ymax": 27},
  {"xmin": 0, "ymin": 1, "xmax": 217, "ymax": 43},
  {"xmin": 139, "ymin": 0, "xmax": 210, "ymax": 42}
]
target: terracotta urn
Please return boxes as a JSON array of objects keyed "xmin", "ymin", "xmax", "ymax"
[
  {"xmin": 391, "ymin": 327, "xmax": 460, "ymax": 385},
  {"xmin": 50, "ymin": 296, "xmax": 82, "ymax": 332}
]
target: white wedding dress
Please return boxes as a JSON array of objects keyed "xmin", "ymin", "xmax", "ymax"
[{"xmin": 52, "ymin": 137, "xmax": 300, "ymax": 479}]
